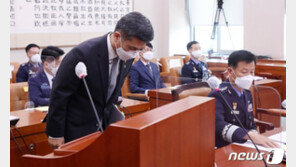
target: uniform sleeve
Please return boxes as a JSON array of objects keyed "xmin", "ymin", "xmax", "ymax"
[
  {"xmin": 129, "ymin": 66, "xmax": 146, "ymax": 93},
  {"xmin": 28, "ymin": 78, "xmax": 50, "ymax": 107},
  {"xmin": 209, "ymin": 91, "xmax": 248, "ymax": 144},
  {"xmin": 16, "ymin": 66, "xmax": 28, "ymax": 82},
  {"xmin": 46, "ymin": 50, "xmax": 82, "ymax": 138},
  {"xmin": 181, "ymin": 65, "xmax": 194, "ymax": 84}
]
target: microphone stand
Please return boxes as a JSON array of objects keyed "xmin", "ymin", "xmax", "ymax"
[
  {"xmin": 216, "ymin": 89, "xmax": 268, "ymax": 167},
  {"xmin": 82, "ymin": 76, "xmax": 104, "ymax": 132}
]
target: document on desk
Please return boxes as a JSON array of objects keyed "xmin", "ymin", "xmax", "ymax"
[
  {"xmin": 35, "ymin": 106, "xmax": 49, "ymax": 113},
  {"xmin": 233, "ymin": 131, "xmax": 286, "ymax": 152}
]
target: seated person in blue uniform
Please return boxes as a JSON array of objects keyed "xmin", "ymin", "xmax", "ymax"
[
  {"xmin": 129, "ymin": 42, "xmax": 165, "ymax": 96},
  {"xmin": 209, "ymin": 50, "xmax": 279, "ymax": 148},
  {"xmin": 28, "ymin": 46, "xmax": 64, "ymax": 107},
  {"xmin": 16, "ymin": 43, "xmax": 42, "ymax": 82},
  {"xmin": 181, "ymin": 41, "xmax": 210, "ymax": 84}
]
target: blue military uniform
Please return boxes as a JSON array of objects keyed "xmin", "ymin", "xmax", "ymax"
[
  {"xmin": 16, "ymin": 62, "xmax": 42, "ymax": 82},
  {"xmin": 129, "ymin": 60, "xmax": 166, "ymax": 93},
  {"xmin": 28, "ymin": 70, "xmax": 52, "ymax": 107},
  {"xmin": 181, "ymin": 58, "xmax": 210, "ymax": 84},
  {"xmin": 208, "ymin": 80, "xmax": 257, "ymax": 148}
]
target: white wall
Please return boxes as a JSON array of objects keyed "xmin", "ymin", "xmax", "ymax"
[
  {"xmin": 244, "ymin": 0, "xmax": 285, "ymax": 59},
  {"xmin": 169, "ymin": 0, "xmax": 191, "ymax": 56},
  {"xmin": 10, "ymin": 0, "xmax": 191, "ymax": 63},
  {"xmin": 134, "ymin": 0, "xmax": 170, "ymax": 58}
]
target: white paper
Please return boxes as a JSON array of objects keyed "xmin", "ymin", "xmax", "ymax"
[
  {"xmin": 233, "ymin": 131, "xmax": 286, "ymax": 152},
  {"xmin": 10, "ymin": 115, "xmax": 19, "ymax": 121},
  {"xmin": 10, "ymin": 65, "xmax": 14, "ymax": 79}
]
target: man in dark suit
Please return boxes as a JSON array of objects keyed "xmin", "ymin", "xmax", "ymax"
[
  {"xmin": 16, "ymin": 43, "xmax": 42, "ymax": 82},
  {"xmin": 28, "ymin": 46, "xmax": 64, "ymax": 107},
  {"xmin": 46, "ymin": 12, "xmax": 154, "ymax": 148},
  {"xmin": 129, "ymin": 43, "xmax": 165, "ymax": 96},
  {"xmin": 181, "ymin": 41, "xmax": 210, "ymax": 84},
  {"xmin": 208, "ymin": 50, "xmax": 278, "ymax": 148}
]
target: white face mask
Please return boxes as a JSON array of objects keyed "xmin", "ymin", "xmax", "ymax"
[
  {"xmin": 191, "ymin": 50, "xmax": 202, "ymax": 59},
  {"xmin": 234, "ymin": 74, "xmax": 254, "ymax": 90},
  {"xmin": 31, "ymin": 54, "xmax": 41, "ymax": 64},
  {"xmin": 47, "ymin": 62, "xmax": 58, "ymax": 76},
  {"xmin": 142, "ymin": 51, "xmax": 154, "ymax": 61},
  {"xmin": 115, "ymin": 38, "xmax": 138, "ymax": 61}
]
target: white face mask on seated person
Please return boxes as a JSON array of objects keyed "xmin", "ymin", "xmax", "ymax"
[
  {"xmin": 231, "ymin": 69, "xmax": 254, "ymax": 90},
  {"xmin": 234, "ymin": 74, "xmax": 254, "ymax": 90},
  {"xmin": 191, "ymin": 50, "xmax": 202, "ymax": 59},
  {"xmin": 46, "ymin": 60, "xmax": 59, "ymax": 76},
  {"xmin": 31, "ymin": 54, "xmax": 42, "ymax": 64},
  {"xmin": 142, "ymin": 51, "xmax": 154, "ymax": 61}
]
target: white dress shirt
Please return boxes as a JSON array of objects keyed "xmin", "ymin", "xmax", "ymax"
[{"xmin": 44, "ymin": 70, "xmax": 54, "ymax": 89}]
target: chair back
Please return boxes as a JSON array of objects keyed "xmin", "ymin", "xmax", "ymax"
[
  {"xmin": 10, "ymin": 62, "xmax": 20, "ymax": 83},
  {"xmin": 10, "ymin": 82, "xmax": 29, "ymax": 111}
]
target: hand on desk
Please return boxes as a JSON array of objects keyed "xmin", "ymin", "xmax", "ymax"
[
  {"xmin": 48, "ymin": 137, "xmax": 65, "ymax": 149},
  {"xmin": 244, "ymin": 131, "xmax": 279, "ymax": 148}
]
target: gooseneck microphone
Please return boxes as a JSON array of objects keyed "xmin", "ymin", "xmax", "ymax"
[
  {"xmin": 215, "ymin": 86, "xmax": 268, "ymax": 167},
  {"xmin": 75, "ymin": 62, "xmax": 104, "ymax": 132}
]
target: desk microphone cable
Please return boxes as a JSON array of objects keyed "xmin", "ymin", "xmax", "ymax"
[
  {"xmin": 11, "ymin": 125, "xmax": 33, "ymax": 154},
  {"xmin": 10, "ymin": 128, "xmax": 24, "ymax": 155}
]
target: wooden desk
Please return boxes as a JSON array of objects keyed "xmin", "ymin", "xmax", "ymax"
[
  {"xmin": 11, "ymin": 98, "xmax": 150, "ymax": 167},
  {"xmin": 148, "ymin": 79, "xmax": 282, "ymax": 109},
  {"xmin": 10, "ymin": 110, "xmax": 52, "ymax": 167},
  {"xmin": 119, "ymin": 97, "xmax": 150, "ymax": 117},
  {"xmin": 215, "ymin": 128, "xmax": 286, "ymax": 167}
]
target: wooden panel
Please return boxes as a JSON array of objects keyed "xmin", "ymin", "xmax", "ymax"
[
  {"xmin": 10, "ymin": 110, "xmax": 53, "ymax": 167},
  {"xmin": 22, "ymin": 96, "xmax": 216, "ymax": 167},
  {"xmin": 119, "ymin": 98, "xmax": 150, "ymax": 117}
]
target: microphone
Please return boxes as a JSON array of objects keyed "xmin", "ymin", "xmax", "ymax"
[
  {"xmin": 75, "ymin": 62, "xmax": 104, "ymax": 132},
  {"xmin": 215, "ymin": 87, "xmax": 268, "ymax": 167},
  {"xmin": 206, "ymin": 76, "xmax": 222, "ymax": 89}
]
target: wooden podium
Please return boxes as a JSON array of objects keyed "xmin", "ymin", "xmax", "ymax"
[{"xmin": 22, "ymin": 96, "xmax": 215, "ymax": 167}]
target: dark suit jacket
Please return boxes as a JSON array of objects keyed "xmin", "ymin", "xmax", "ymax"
[
  {"xmin": 129, "ymin": 60, "xmax": 165, "ymax": 93},
  {"xmin": 28, "ymin": 70, "xmax": 51, "ymax": 107},
  {"xmin": 46, "ymin": 34, "xmax": 134, "ymax": 142}
]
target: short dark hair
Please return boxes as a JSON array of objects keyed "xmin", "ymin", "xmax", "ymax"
[
  {"xmin": 115, "ymin": 11, "xmax": 154, "ymax": 43},
  {"xmin": 187, "ymin": 41, "xmax": 199, "ymax": 51},
  {"xmin": 228, "ymin": 50, "xmax": 257, "ymax": 68},
  {"xmin": 46, "ymin": 46, "xmax": 65, "ymax": 55},
  {"xmin": 146, "ymin": 42, "xmax": 153, "ymax": 49},
  {"xmin": 41, "ymin": 46, "xmax": 64, "ymax": 63},
  {"xmin": 25, "ymin": 43, "xmax": 40, "ymax": 53}
]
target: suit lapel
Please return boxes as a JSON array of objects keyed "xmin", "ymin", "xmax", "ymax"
[{"xmin": 94, "ymin": 35, "xmax": 109, "ymax": 104}]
